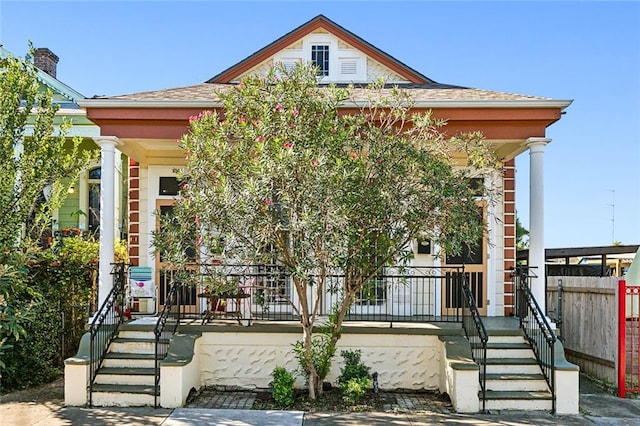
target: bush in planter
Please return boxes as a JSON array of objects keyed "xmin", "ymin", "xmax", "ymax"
[
  {"xmin": 271, "ymin": 366, "xmax": 295, "ymax": 407},
  {"xmin": 337, "ymin": 349, "xmax": 372, "ymax": 403}
]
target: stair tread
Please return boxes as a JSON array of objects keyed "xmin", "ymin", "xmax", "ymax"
[
  {"xmin": 112, "ymin": 337, "xmax": 169, "ymax": 344},
  {"xmin": 104, "ymin": 352, "xmax": 164, "ymax": 360},
  {"xmin": 98, "ymin": 367, "xmax": 156, "ymax": 376},
  {"xmin": 485, "ymin": 373, "xmax": 546, "ymax": 381},
  {"xmin": 92, "ymin": 383, "xmax": 159, "ymax": 395},
  {"xmin": 482, "ymin": 357, "xmax": 538, "ymax": 365},
  {"xmin": 485, "ymin": 342, "xmax": 531, "ymax": 349},
  {"xmin": 483, "ymin": 390, "xmax": 553, "ymax": 400}
]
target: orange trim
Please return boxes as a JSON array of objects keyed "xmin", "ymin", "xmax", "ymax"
[{"xmin": 86, "ymin": 106, "xmax": 560, "ymax": 142}]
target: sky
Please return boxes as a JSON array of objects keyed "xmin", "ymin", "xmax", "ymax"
[{"xmin": 1, "ymin": 0, "xmax": 638, "ymax": 249}]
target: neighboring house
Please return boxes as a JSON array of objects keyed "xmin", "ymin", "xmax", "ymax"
[
  {"xmin": 0, "ymin": 46, "xmax": 126, "ymax": 241},
  {"xmin": 69, "ymin": 16, "xmax": 579, "ymax": 413}
]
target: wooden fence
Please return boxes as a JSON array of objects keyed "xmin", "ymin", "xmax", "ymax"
[{"xmin": 546, "ymin": 276, "xmax": 618, "ymax": 384}]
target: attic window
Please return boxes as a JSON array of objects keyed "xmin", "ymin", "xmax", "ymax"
[
  {"xmin": 311, "ymin": 45, "xmax": 329, "ymax": 76},
  {"xmin": 340, "ymin": 60, "xmax": 357, "ymax": 75}
]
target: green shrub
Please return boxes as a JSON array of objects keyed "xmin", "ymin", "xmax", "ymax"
[
  {"xmin": 340, "ymin": 376, "xmax": 372, "ymax": 404},
  {"xmin": 337, "ymin": 349, "xmax": 371, "ymax": 403},
  {"xmin": 0, "ymin": 236, "xmax": 98, "ymax": 391},
  {"xmin": 270, "ymin": 366, "xmax": 295, "ymax": 407}
]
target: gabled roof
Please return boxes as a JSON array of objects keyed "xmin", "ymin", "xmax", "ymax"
[
  {"xmin": 87, "ymin": 82, "xmax": 565, "ymax": 107},
  {"xmin": 1, "ymin": 45, "xmax": 84, "ymax": 107},
  {"xmin": 207, "ymin": 14, "xmax": 433, "ymax": 85}
]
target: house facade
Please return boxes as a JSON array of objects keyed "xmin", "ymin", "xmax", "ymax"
[
  {"xmin": 63, "ymin": 15, "xmax": 583, "ymax": 413},
  {"xmin": 79, "ymin": 15, "xmax": 571, "ymax": 316}
]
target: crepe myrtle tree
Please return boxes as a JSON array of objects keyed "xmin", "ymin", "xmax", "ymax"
[
  {"xmin": 154, "ymin": 63, "xmax": 499, "ymax": 399},
  {"xmin": 0, "ymin": 48, "xmax": 92, "ymax": 370}
]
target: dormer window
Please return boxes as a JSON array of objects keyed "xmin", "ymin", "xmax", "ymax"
[{"xmin": 311, "ymin": 45, "xmax": 329, "ymax": 76}]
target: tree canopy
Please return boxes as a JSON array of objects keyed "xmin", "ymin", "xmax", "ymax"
[{"xmin": 154, "ymin": 63, "xmax": 499, "ymax": 398}]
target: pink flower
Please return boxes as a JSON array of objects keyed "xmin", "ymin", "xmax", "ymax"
[
  {"xmin": 311, "ymin": 159, "xmax": 319, "ymax": 166},
  {"xmin": 238, "ymin": 116, "xmax": 246, "ymax": 124},
  {"xmin": 350, "ymin": 153, "xmax": 358, "ymax": 159},
  {"xmin": 275, "ymin": 103, "xmax": 284, "ymax": 111},
  {"xmin": 291, "ymin": 109, "xmax": 299, "ymax": 116},
  {"xmin": 194, "ymin": 215, "xmax": 200, "ymax": 223},
  {"xmin": 284, "ymin": 142, "xmax": 293, "ymax": 149},
  {"xmin": 182, "ymin": 183, "xmax": 189, "ymax": 190},
  {"xmin": 376, "ymin": 158, "xmax": 383, "ymax": 164},
  {"xmin": 264, "ymin": 199, "xmax": 272, "ymax": 205},
  {"xmin": 256, "ymin": 135, "xmax": 265, "ymax": 143},
  {"xmin": 188, "ymin": 115, "xmax": 197, "ymax": 123}
]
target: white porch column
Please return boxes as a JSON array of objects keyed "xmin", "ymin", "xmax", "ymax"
[
  {"xmin": 526, "ymin": 137, "xmax": 551, "ymax": 311},
  {"xmin": 95, "ymin": 137, "xmax": 119, "ymax": 308}
]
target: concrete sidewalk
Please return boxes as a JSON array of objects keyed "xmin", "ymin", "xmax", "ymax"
[{"xmin": 2, "ymin": 375, "xmax": 640, "ymax": 425}]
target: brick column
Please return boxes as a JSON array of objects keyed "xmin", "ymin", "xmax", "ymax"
[
  {"xmin": 502, "ymin": 159, "xmax": 516, "ymax": 316},
  {"xmin": 128, "ymin": 159, "xmax": 140, "ymax": 266}
]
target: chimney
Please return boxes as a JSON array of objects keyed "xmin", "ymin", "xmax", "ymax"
[{"xmin": 33, "ymin": 48, "xmax": 59, "ymax": 78}]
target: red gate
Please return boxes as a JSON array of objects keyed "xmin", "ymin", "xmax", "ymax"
[{"xmin": 618, "ymin": 280, "xmax": 640, "ymax": 397}]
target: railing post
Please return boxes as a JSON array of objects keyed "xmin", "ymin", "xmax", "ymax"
[{"xmin": 618, "ymin": 279, "xmax": 627, "ymax": 398}]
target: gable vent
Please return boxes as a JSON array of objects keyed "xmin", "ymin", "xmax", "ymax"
[
  {"xmin": 341, "ymin": 60, "xmax": 357, "ymax": 75},
  {"xmin": 283, "ymin": 61, "xmax": 297, "ymax": 72}
]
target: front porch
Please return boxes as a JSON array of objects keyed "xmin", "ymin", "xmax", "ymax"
[{"xmin": 65, "ymin": 298, "xmax": 579, "ymax": 414}]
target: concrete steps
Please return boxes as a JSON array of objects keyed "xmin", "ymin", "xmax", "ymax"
[
  {"xmin": 479, "ymin": 331, "xmax": 553, "ymax": 411},
  {"xmin": 91, "ymin": 322, "xmax": 163, "ymax": 407}
]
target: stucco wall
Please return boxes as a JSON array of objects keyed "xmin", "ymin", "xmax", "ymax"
[{"xmin": 195, "ymin": 329, "xmax": 443, "ymax": 390}]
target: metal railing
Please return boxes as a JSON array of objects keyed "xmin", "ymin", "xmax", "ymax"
[
  {"xmin": 153, "ymin": 272, "xmax": 181, "ymax": 408},
  {"xmin": 170, "ymin": 264, "xmax": 469, "ymax": 325},
  {"xmin": 512, "ymin": 266, "xmax": 557, "ymax": 413},
  {"xmin": 460, "ymin": 272, "xmax": 488, "ymax": 412},
  {"xmin": 88, "ymin": 262, "xmax": 128, "ymax": 407}
]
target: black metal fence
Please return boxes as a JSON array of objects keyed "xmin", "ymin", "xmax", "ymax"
[
  {"xmin": 88, "ymin": 262, "xmax": 128, "ymax": 407},
  {"xmin": 153, "ymin": 278, "xmax": 180, "ymax": 408},
  {"xmin": 461, "ymin": 274, "xmax": 488, "ymax": 412},
  {"xmin": 163, "ymin": 264, "xmax": 470, "ymax": 325},
  {"xmin": 513, "ymin": 266, "xmax": 557, "ymax": 413}
]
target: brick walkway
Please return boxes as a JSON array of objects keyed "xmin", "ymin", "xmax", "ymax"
[{"xmin": 186, "ymin": 388, "xmax": 453, "ymax": 413}]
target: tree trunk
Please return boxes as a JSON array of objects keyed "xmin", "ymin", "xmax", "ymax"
[{"xmin": 302, "ymin": 324, "xmax": 318, "ymax": 400}]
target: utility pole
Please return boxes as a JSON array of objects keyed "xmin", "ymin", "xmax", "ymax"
[{"xmin": 609, "ymin": 189, "xmax": 615, "ymax": 245}]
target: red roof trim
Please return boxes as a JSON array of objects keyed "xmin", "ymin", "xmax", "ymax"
[{"xmin": 207, "ymin": 15, "xmax": 431, "ymax": 85}]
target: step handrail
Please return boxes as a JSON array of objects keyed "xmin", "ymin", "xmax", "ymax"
[
  {"xmin": 512, "ymin": 266, "xmax": 557, "ymax": 413},
  {"xmin": 153, "ymin": 273, "xmax": 181, "ymax": 408},
  {"xmin": 460, "ymin": 271, "xmax": 489, "ymax": 412},
  {"xmin": 88, "ymin": 262, "xmax": 128, "ymax": 407}
]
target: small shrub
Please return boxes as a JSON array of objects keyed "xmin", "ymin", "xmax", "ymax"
[
  {"xmin": 340, "ymin": 376, "xmax": 372, "ymax": 404},
  {"xmin": 338, "ymin": 349, "xmax": 370, "ymax": 384},
  {"xmin": 271, "ymin": 366, "xmax": 295, "ymax": 407},
  {"xmin": 337, "ymin": 349, "xmax": 371, "ymax": 403}
]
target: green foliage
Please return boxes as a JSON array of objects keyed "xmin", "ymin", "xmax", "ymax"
[
  {"xmin": 338, "ymin": 349, "xmax": 372, "ymax": 404},
  {"xmin": 515, "ymin": 213, "xmax": 529, "ymax": 251},
  {"xmin": 340, "ymin": 376, "xmax": 372, "ymax": 404},
  {"xmin": 0, "ymin": 47, "xmax": 93, "ymax": 377},
  {"xmin": 293, "ymin": 331, "xmax": 337, "ymax": 389},
  {"xmin": 0, "ymin": 237, "xmax": 98, "ymax": 391},
  {"xmin": 270, "ymin": 366, "xmax": 295, "ymax": 407},
  {"xmin": 153, "ymin": 62, "xmax": 499, "ymax": 398},
  {"xmin": 338, "ymin": 349, "xmax": 370, "ymax": 384}
]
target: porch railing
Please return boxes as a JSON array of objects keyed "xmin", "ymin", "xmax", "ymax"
[
  {"xmin": 512, "ymin": 266, "xmax": 557, "ymax": 413},
  {"xmin": 173, "ymin": 264, "xmax": 469, "ymax": 325},
  {"xmin": 460, "ymin": 272, "xmax": 488, "ymax": 412},
  {"xmin": 88, "ymin": 262, "xmax": 128, "ymax": 407},
  {"xmin": 153, "ymin": 271, "xmax": 181, "ymax": 408}
]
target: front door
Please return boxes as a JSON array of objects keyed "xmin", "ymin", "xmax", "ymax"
[
  {"xmin": 442, "ymin": 205, "xmax": 488, "ymax": 316},
  {"xmin": 155, "ymin": 200, "xmax": 200, "ymax": 315}
]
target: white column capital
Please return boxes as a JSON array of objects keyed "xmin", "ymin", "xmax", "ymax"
[
  {"xmin": 526, "ymin": 137, "xmax": 552, "ymax": 151},
  {"xmin": 94, "ymin": 136, "xmax": 120, "ymax": 150}
]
